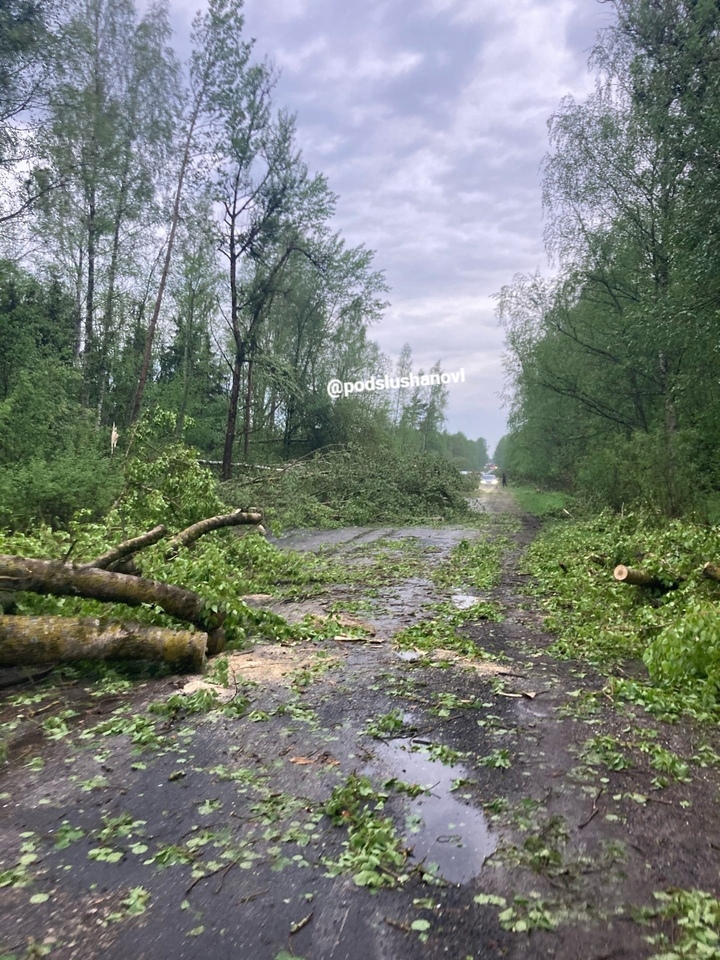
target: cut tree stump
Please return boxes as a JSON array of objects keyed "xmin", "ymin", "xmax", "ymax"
[
  {"xmin": 0, "ymin": 555, "xmax": 225, "ymax": 654},
  {"xmin": 613, "ymin": 565, "xmax": 665, "ymax": 588},
  {"xmin": 0, "ymin": 616, "xmax": 207, "ymax": 670}
]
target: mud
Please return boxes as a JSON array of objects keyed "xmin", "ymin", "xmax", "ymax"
[{"xmin": 1, "ymin": 487, "xmax": 719, "ymax": 960}]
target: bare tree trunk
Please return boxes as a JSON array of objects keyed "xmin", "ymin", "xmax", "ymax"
[
  {"xmin": 130, "ymin": 93, "xmax": 204, "ymax": 424},
  {"xmin": 85, "ymin": 190, "xmax": 96, "ymax": 353},
  {"xmin": 82, "ymin": 525, "xmax": 168, "ymax": 571},
  {"xmin": 243, "ymin": 352, "xmax": 253, "ymax": 458},
  {"xmin": 167, "ymin": 510, "xmax": 262, "ymax": 557},
  {"xmin": 222, "ymin": 347, "xmax": 243, "ymax": 482},
  {"xmin": 0, "ymin": 617, "xmax": 207, "ymax": 670}
]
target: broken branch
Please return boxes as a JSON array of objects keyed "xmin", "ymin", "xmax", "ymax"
[
  {"xmin": 165, "ymin": 509, "xmax": 264, "ymax": 558},
  {"xmin": 80, "ymin": 525, "xmax": 167, "ymax": 571}
]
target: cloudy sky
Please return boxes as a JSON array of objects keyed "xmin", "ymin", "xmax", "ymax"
[{"xmin": 168, "ymin": 0, "xmax": 614, "ymax": 453}]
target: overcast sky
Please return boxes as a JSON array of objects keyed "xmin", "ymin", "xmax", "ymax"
[{"xmin": 167, "ymin": 0, "xmax": 614, "ymax": 454}]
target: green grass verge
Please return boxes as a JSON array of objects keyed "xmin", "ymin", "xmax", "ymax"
[{"xmin": 509, "ymin": 486, "xmax": 574, "ymax": 519}]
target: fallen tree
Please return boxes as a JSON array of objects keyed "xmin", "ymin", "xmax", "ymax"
[
  {"xmin": 0, "ymin": 508, "xmax": 266, "ymax": 668},
  {"xmin": 164, "ymin": 509, "xmax": 263, "ymax": 558},
  {"xmin": 81, "ymin": 525, "xmax": 168, "ymax": 571},
  {"xmin": 0, "ymin": 617, "xmax": 207, "ymax": 670},
  {"xmin": 0, "ymin": 554, "xmax": 226, "ymax": 653}
]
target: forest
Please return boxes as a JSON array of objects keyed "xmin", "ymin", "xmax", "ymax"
[
  {"xmin": 496, "ymin": 0, "xmax": 720, "ymax": 521},
  {"xmin": 0, "ymin": 0, "xmax": 488, "ymax": 532}
]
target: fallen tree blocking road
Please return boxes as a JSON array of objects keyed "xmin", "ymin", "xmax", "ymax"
[{"xmin": 0, "ymin": 616, "xmax": 207, "ymax": 670}]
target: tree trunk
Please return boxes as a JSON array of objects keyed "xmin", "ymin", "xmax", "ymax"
[
  {"xmin": 613, "ymin": 565, "xmax": 664, "ymax": 588},
  {"xmin": 130, "ymin": 93, "xmax": 204, "ymax": 424},
  {"xmin": 222, "ymin": 345, "xmax": 243, "ymax": 482},
  {"xmin": 0, "ymin": 555, "xmax": 225, "ymax": 653},
  {"xmin": 0, "ymin": 616, "xmax": 206, "ymax": 670},
  {"xmin": 243, "ymin": 352, "xmax": 254, "ymax": 458}
]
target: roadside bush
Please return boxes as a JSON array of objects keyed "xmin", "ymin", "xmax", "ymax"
[
  {"xmin": 575, "ymin": 428, "xmax": 708, "ymax": 519},
  {"xmin": 0, "ymin": 362, "xmax": 120, "ymax": 528},
  {"xmin": 0, "ymin": 453, "xmax": 119, "ymax": 529}
]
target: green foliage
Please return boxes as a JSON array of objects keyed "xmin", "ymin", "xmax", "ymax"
[
  {"xmin": 474, "ymin": 892, "xmax": 559, "ymax": 933},
  {"xmin": 120, "ymin": 410, "xmax": 226, "ymax": 530},
  {"xmin": 509, "ymin": 486, "xmax": 573, "ymax": 519},
  {"xmin": 0, "ymin": 362, "xmax": 120, "ymax": 529},
  {"xmin": 323, "ymin": 774, "xmax": 407, "ymax": 888},
  {"xmin": 496, "ymin": 1, "xmax": 720, "ymax": 518},
  {"xmin": 523, "ymin": 510, "xmax": 720, "ymax": 716},
  {"xmin": 227, "ymin": 443, "xmax": 472, "ymax": 529},
  {"xmin": 149, "ymin": 687, "xmax": 248, "ymax": 721},
  {"xmin": 644, "ymin": 602, "xmax": 720, "ymax": 701},
  {"xmin": 364, "ymin": 710, "xmax": 405, "ymax": 738},
  {"xmin": 434, "ymin": 537, "xmax": 506, "ymax": 590},
  {"xmin": 581, "ymin": 735, "xmax": 633, "ymax": 771},
  {"xmin": 643, "ymin": 889, "xmax": 720, "ymax": 960}
]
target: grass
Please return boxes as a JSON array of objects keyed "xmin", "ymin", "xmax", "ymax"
[{"xmin": 509, "ymin": 485, "xmax": 574, "ymax": 519}]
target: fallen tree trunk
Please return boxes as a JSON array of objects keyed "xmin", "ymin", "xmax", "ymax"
[
  {"xmin": 0, "ymin": 555, "xmax": 225, "ymax": 654},
  {"xmin": 81, "ymin": 525, "xmax": 167, "ymax": 571},
  {"xmin": 0, "ymin": 616, "xmax": 207, "ymax": 670},
  {"xmin": 613, "ymin": 565, "xmax": 665, "ymax": 588},
  {"xmin": 165, "ymin": 509, "xmax": 263, "ymax": 558},
  {"xmin": 702, "ymin": 562, "xmax": 720, "ymax": 583}
]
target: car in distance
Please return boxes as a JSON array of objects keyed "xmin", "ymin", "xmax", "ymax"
[{"xmin": 480, "ymin": 472, "xmax": 499, "ymax": 486}]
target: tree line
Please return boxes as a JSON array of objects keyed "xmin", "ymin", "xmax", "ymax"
[
  {"xmin": 0, "ymin": 0, "xmax": 487, "ymax": 527},
  {"xmin": 496, "ymin": 0, "xmax": 720, "ymax": 519}
]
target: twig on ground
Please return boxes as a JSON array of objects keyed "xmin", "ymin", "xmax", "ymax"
[{"xmin": 578, "ymin": 788, "xmax": 603, "ymax": 829}]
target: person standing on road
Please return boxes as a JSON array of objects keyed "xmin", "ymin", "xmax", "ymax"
[{"xmin": 501, "ymin": 472, "xmax": 507, "ymax": 487}]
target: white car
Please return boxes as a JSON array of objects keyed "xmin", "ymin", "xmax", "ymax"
[{"xmin": 480, "ymin": 473, "xmax": 499, "ymax": 486}]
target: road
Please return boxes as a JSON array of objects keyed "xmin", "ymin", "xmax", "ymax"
[{"xmin": 1, "ymin": 491, "xmax": 718, "ymax": 959}]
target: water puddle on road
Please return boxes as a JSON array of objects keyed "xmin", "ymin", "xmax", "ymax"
[
  {"xmin": 370, "ymin": 737, "xmax": 496, "ymax": 884},
  {"xmin": 450, "ymin": 591, "xmax": 478, "ymax": 610}
]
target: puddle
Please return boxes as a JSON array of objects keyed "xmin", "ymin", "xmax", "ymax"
[
  {"xmin": 450, "ymin": 592, "xmax": 478, "ymax": 610},
  {"xmin": 370, "ymin": 737, "xmax": 496, "ymax": 884}
]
